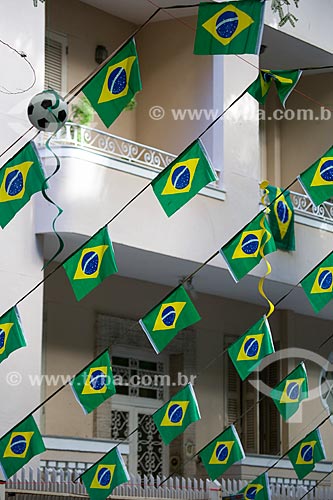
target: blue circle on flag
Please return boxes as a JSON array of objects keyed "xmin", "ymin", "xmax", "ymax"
[
  {"xmin": 245, "ymin": 487, "xmax": 258, "ymax": 500},
  {"xmin": 168, "ymin": 404, "xmax": 183, "ymax": 424},
  {"xmin": 162, "ymin": 306, "xmax": 176, "ymax": 327},
  {"xmin": 286, "ymin": 382, "xmax": 299, "ymax": 400},
  {"xmin": 171, "ymin": 166, "xmax": 191, "ymax": 190},
  {"xmin": 301, "ymin": 444, "xmax": 313, "ymax": 462},
  {"xmin": 108, "ymin": 67, "xmax": 127, "ymax": 95},
  {"xmin": 263, "ymin": 72, "xmax": 273, "ymax": 83},
  {"xmin": 10, "ymin": 435, "xmax": 27, "ymax": 455},
  {"xmin": 215, "ymin": 444, "xmax": 229, "ymax": 462},
  {"xmin": 0, "ymin": 329, "xmax": 5, "ymax": 350},
  {"xmin": 97, "ymin": 467, "xmax": 111, "ymax": 487},
  {"xmin": 320, "ymin": 160, "xmax": 333, "ymax": 182},
  {"xmin": 5, "ymin": 170, "xmax": 24, "ymax": 197},
  {"xmin": 90, "ymin": 369, "xmax": 107, "ymax": 391},
  {"xmin": 215, "ymin": 11, "xmax": 239, "ymax": 39},
  {"xmin": 318, "ymin": 270, "xmax": 333, "ymax": 290},
  {"xmin": 244, "ymin": 338, "xmax": 259, "ymax": 358},
  {"xmin": 277, "ymin": 200, "xmax": 289, "ymax": 223},
  {"xmin": 81, "ymin": 251, "xmax": 99, "ymax": 275},
  {"xmin": 241, "ymin": 234, "xmax": 259, "ymax": 255}
]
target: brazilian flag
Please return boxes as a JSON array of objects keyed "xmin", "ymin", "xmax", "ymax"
[
  {"xmin": 0, "ymin": 142, "xmax": 46, "ymax": 228},
  {"xmin": 82, "ymin": 38, "xmax": 141, "ymax": 128},
  {"xmin": 151, "ymin": 140, "xmax": 217, "ymax": 217},
  {"xmin": 139, "ymin": 285, "xmax": 201, "ymax": 354},
  {"xmin": 71, "ymin": 350, "xmax": 116, "ymax": 414},
  {"xmin": 220, "ymin": 213, "xmax": 276, "ymax": 282},
  {"xmin": 0, "ymin": 307, "xmax": 26, "ymax": 365},
  {"xmin": 237, "ymin": 473, "xmax": 271, "ymax": 500},
  {"xmin": 270, "ymin": 363, "xmax": 308, "ymax": 421},
  {"xmin": 301, "ymin": 252, "xmax": 333, "ymax": 313},
  {"xmin": 199, "ymin": 425, "xmax": 245, "ymax": 480},
  {"xmin": 228, "ymin": 316, "xmax": 274, "ymax": 381},
  {"xmin": 266, "ymin": 185, "xmax": 295, "ymax": 252},
  {"xmin": 298, "ymin": 145, "xmax": 333, "ymax": 206},
  {"xmin": 153, "ymin": 384, "xmax": 201, "ymax": 445},
  {"xmin": 81, "ymin": 446, "xmax": 129, "ymax": 500},
  {"xmin": 194, "ymin": 0, "xmax": 265, "ymax": 55},
  {"xmin": 247, "ymin": 69, "xmax": 302, "ymax": 107},
  {"xmin": 288, "ymin": 428, "xmax": 326, "ymax": 480},
  {"xmin": 0, "ymin": 415, "xmax": 46, "ymax": 479},
  {"xmin": 63, "ymin": 227, "xmax": 118, "ymax": 301}
]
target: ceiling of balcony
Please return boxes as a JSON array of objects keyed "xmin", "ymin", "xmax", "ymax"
[
  {"xmin": 43, "ymin": 232, "xmax": 333, "ymax": 323},
  {"xmin": 80, "ymin": 0, "xmax": 333, "ymax": 71},
  {"xmin": 80, "ymin": 0, "xmax": 199, "ymax": 24}
]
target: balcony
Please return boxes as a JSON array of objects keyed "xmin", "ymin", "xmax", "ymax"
[
  {"xmin": 4, "ymin": 464, "xmax": 332, "ymax": 500},
  {"xmin": 38, "ymin": 123, "xmax": 223, "ymax": 196},
  {"xmin": 291, "ymin": 191, "xmax": 333, "ymax": 231}
]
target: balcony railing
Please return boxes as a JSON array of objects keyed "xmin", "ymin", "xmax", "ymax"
[
  {"xmin": 291, "ymin": 190, "xmax": 333, "ymax": 226},
  {"xmin": 4, "ymin": 466, "xmax": 330, "ymax": 500},
  {"xmin": 38, "ymin": 122, "xmax": 222, "ymax": 189}
]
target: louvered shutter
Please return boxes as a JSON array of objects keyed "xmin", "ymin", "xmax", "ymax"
[
  {"xmin": 259, "ymin": 355, "xmax": 281, "ymax": 455},
  {"xmin": 45, "ymin": 33, "xmax": 67, "ymax": 93},
  {"xmin": 242, "ymin": 377, "xmax": 259, "ymax": 453},
  {"xmin": 224, "ymin": 336, "xmax": 241, "ymax": 435}
]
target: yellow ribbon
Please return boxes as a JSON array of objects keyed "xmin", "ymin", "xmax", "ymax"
[{"xmin": 258, "ymin": 181, "xmax": 275, "ymax": 319}]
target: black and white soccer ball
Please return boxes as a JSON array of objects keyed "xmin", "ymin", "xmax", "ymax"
[{"xmin": 27, "ymin": 89, "xmax": 68, "ymax": 133}]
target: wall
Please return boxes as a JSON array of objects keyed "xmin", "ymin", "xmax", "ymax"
[
  {"xmin": 46, "ymin": 0, "xmax": 137, "ymax": 140},
  {"xmin": 135, "ymin": 15, "xmax": 214, "ymax": 156},
  {"xmin": 0, "ymin": 0, "xmax": 45, "ymax": 452},
  {"xmin": 43, "ymin": 266, "xmax": 333, "ymax": 465},
  {"xmin": 265, "ymin": 0, "xmax": 333, "ymax": 54},
  {"xmin": 265, "ymin": 72, "xmax": 333, "ymax": 188}
]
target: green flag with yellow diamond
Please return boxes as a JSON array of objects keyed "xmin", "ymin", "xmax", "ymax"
[
  {"xmin": 139, "ymin": 285, "xmax": 201, "ymax": 354},
  {"xmin": 298, "ymin": 145, "xmax": 333, "ymax": 206},
  {"xmin": 247, "ymin": 69, "xmax": 302, "ymax": 107},
  {"xmin": 237, "ymin": 473, "xmax": 271, "ymax": 500},
  {"xmin": 220, "ymin": 213, "xmax": 276, "ymax": 282},
  {"xmin": 71, "ymin": 350, "xmax": 116, "ymax": 414},
  {"xmin": 153, "ymin": 383, "xmax": 201, "ymax": 445},
  {"xmin": 270, "ymin": 362, "xmax": 308, "ymax": 421},
  {"xmin": 199, "ymin": 425, "xmax": 245, "ymax": 480},
  {"xmin": 266, "ymin": 185, "xmax": 295, "ymax": 251},
  {"xmin": 194, "ymin": 0, "xmax": 265, "ymax": 55},
  {"xmin": 288, "ymin": 428, "xmax": 326, "ymax": 480},
  {"xmin": 82, "ymin": 38, "xmax": 141, "ymax": 128},
  {"xmin": 151, "ymin": 140, "xmax": 217, "ymax": 217},
  {"xmin": 0, "ymin": 307, "xmax": 26, "ymax": 365},
  {"xmin": 81, "ymin": 446, "xmax": 129, "ymax": 500},
  {"xmin": 301, "ymin": 252, "xmax": 333, "ymax": 313},
  {"xmin": 63, "ymin": 227, "xmax": 118, "ymax": 301},
  {"xmin": 0, "ymin": 415, "xmax": 46, "ymax": 479},
  {"xmin": 228, "ymin": 316, "xmax": 274, "ymax": 381},
  {"xmin": 0, "ymin": 141, "xmax": 46, "ymax": 228}
]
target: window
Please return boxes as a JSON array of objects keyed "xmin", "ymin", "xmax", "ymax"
[
  {"xmin": 111, "ymin": 355, "xmax": 165, "ymax": 400},
  {"xmin": 110, "ymin": 350, "xmax": 167, "ymax": 476},
  {"xmin": 224, "ymin": 336, "xmax": 281, "ymax": 455},
  {"xmin": 45, "ymin": 32, "xmax": 67, "ymax": 94}
]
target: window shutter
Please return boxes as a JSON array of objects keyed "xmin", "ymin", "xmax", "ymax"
[
  {"xmin": 45, "ymin": 33, "xmax": 67, "ymax": 93},
  {"xmin": 259, "ymin": 356, "xmax": 281, "ymax": 455},
  {"xmin": 242, "ymin": 378, "xmax": 259, "ymax": 454},
  {"xmin": 224, "ymin": 336, "xmax": 241, "ymax": 435}
]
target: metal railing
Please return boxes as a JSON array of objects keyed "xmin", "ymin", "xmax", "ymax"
[
  {"xmin": 38, "ymin": 122, "xmax": 222, "ymax": 188},
  {"xmin": 4, "ymin": 467, "xmax": 331, "ymax": 500},
  {"xmin": 291, "ymin": 190, "xmax": 333, "ymax": 226}
]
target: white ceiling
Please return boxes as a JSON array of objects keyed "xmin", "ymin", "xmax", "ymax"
[
  {"xmin": 80, "ymin": 0, "xmax": 200, "ymax": 24},
  {"xmin": 43, "ymin": 232, "xmax": 333, "ymax": 323},
  {"xmin": 80, "ymin": 0, "xmax": 333, "ymax": 70}
]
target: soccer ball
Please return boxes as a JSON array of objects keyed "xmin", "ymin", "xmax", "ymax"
[{"xmin": 27, "ymin": 89, "xmax": 68, "ymax": 133}]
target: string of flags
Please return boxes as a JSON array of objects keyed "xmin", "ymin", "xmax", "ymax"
[{"xmin": 0, "ymin": 1, "xmax": 332, "ymax": 498}]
